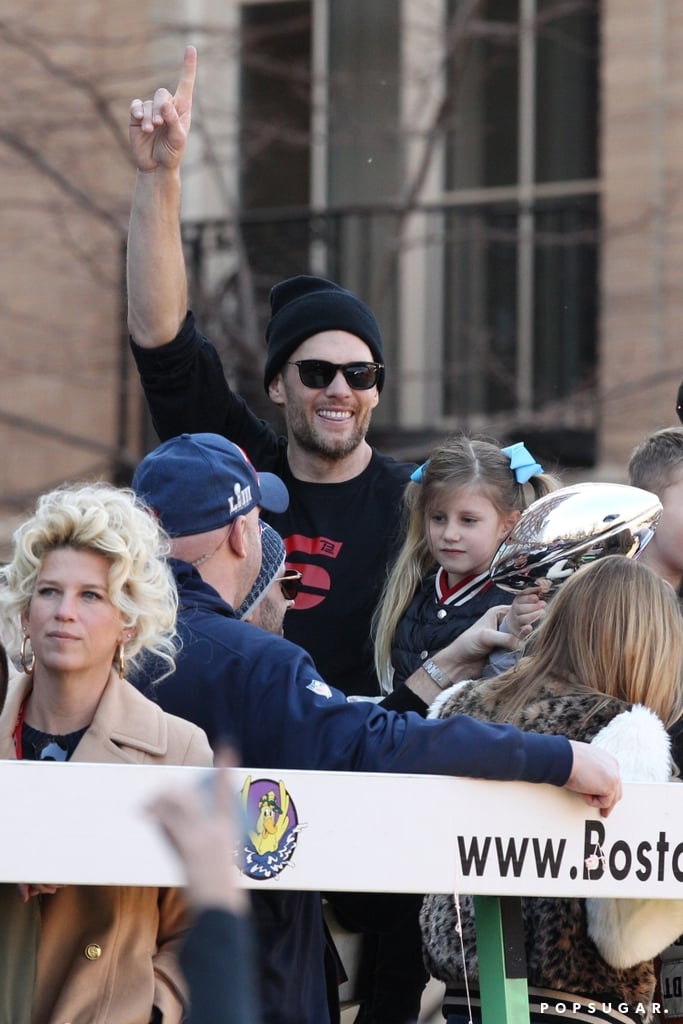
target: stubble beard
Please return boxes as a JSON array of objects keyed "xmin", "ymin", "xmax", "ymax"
[
  {"xmin": 287, "ymin": 406, "xmax": 371, "ymax": 462},
  {"xmin": 255, "ymin": 596, "xmax": 286, "ymax": 637}
]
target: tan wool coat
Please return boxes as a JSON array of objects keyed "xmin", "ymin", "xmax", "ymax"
[{"xmin": 0, "ymin": 670, "xmax": 213, "ymax": 1024}]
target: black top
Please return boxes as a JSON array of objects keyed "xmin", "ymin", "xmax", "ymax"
[{"xmin": 21, "ymin": 723, "xmax": 87, "ymax": 761}]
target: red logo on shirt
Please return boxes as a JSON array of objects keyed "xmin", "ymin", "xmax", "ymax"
[{"xmin": 284, "ymin": 534, "xmax": 342, "ymax": 610}]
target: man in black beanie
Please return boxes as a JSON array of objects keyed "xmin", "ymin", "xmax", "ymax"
[
  {"xmin": 125, "ymin": 53, "xmax": 443, "ymax": 1024},
  {"xmin": 127, "ymin": 46, "xmax": 415, "ymax": 703}
]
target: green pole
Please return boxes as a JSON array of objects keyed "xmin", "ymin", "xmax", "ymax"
[{"xmin": 473, "ymin": 895, "xmax": 531, "ymax": 1024}]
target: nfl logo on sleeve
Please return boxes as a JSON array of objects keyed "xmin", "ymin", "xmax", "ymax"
[{"xmin": 307, "ymin": 679, "xmax": 332, "ymax": 699}]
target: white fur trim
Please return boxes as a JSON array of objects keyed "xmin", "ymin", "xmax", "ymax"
[
  {"xmin": 587, "ymin": 705, "xmax": 680, "ymax": 968},
  {"xmin": 590, "ymin": 704, "xmax": 671, "ymax": 783},
  {"xmin": 427, "ymin": 679, "xmax": 473, "ymax": 719},
  {"xmin": 587, "ymin": 897, "xmax": 683, "ymax": 970}
]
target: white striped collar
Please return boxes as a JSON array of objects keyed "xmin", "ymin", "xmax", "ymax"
[{"xmin": 435, "ymin": 567, "xmax": 493, "ymax": 606}]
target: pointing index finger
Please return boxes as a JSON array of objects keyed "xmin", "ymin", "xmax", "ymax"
[{"xmin": 175, "ymin": 44, "xmax": 197, "ymax": 105}]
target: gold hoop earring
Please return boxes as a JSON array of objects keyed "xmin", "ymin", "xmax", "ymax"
[
  {"xmin": 20, "ymin": 634, "xmax": 35, "ymax": 674},
  {"xmin": 116, "ymin": 642, "xmax": 126, "ymax": 678}
]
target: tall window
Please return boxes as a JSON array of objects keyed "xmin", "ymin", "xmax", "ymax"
[
  {"xmin": 240, "ymin": 1, "xmax": 311, "ymax": 209},
  {"xmin": 239, "ymin": 2, "xmax": 312, "ymax": 281},
  {"xmin": 442, "ymin": 0, "xmax": 599, "ymax": 424}
]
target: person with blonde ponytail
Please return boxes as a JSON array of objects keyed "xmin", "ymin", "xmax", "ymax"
[
  {"xmin": 373, "ymin": 433, "xmax": 560, "ymax": 694},
  {"xmin": 328, "ymin": 437, "xmax": 559, "ymax": 1024}
]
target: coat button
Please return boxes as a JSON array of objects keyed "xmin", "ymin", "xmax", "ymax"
[
  {"xmin": 419, "ymin": 650, "xmax": 428, "ymax": 660},
  {"xmin": 84, "ymin": 943, "xmax": 102, "ymax": 960},
  {"xmin": 436, "ymin": 608, "xmax": 447, "ymax": 619}
]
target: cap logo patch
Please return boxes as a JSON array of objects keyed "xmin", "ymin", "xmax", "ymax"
[{"xmin": 227, "ymin": 482, "xmax": 253, "ymax": 515}]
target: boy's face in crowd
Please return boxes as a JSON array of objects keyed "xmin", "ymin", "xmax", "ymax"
[{"xmin": 651, "ymin": 471, "xmax": 683, "ymax": 587}]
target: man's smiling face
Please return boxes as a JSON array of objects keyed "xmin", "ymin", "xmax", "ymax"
[{"xmin": 270, "ymin": 330, "xmax": 380, "ymax": 461}]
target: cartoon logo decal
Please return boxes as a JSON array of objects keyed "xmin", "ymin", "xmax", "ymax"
[{"xmin": 240, "ymin": 776, "xmax": 302, "ymax": 880}]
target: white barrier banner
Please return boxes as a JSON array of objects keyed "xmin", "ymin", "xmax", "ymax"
[{"xmin": 2, "ymin": 761, "xmax": 683, "ymax": 897}]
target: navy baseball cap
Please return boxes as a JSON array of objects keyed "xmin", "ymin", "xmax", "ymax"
[{"xmin": 132, "ymin": 433, "xmax": 289, "ymax": 538}]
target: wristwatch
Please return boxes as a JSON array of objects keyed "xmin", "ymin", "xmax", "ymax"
[{"xmin": 421, "ymin": 658, "xmax": 450, "ymax": 690}]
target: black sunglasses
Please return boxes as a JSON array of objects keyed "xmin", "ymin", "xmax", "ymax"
[
  {"xmin": 287, "ymin": 360, "xmax": 383, "ymax": 391},
  {"xmin": 279, "ymin": 569, "xmax": 303, "ymax": 602}
]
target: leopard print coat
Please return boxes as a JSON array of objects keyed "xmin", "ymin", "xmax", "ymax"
[{"xmin": 420, "ymin": 679, "xmax": 672, "ymax": 1022}]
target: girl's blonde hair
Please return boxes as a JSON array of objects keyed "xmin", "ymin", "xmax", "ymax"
[
  {"xmin": 373, "ymin": 434, "xmax": 560, "ymax": 692},
  {"xmin": 475, "ymin": 555, "xmax": 683, "ymax": 729},
  {"xmin": 0, "ymin": 483, "xmax": 178, "ymax": 679}
]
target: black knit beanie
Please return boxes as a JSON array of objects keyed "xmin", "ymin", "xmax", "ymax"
[{"xmin": 263, "ymin": 275, "xmax": 385, "ymax": 392}]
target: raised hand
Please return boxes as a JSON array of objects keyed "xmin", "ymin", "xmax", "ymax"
[
  {"xmin": 129, "ymin": 45, "xmax": 197, "ymax": 173},
  {"xmin": 147, "ymin": 751, "xmax": 249, "ymax": 914}
]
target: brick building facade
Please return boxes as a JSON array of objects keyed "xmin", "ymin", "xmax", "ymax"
[{"xmin": 1, "ymin": 1, "xmax": 681, "ymax": 555}]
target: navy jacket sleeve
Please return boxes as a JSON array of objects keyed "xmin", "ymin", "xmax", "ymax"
[
  {"xmin": 180, "ymin": 909, "xmax": 261, "ymax": 1024},
  {"xmin": 162, "ymin": 612, "xmax": 574, "ymax": 788},
  {"xmin": 250, "ymin": 639, "xmax": 574, "ymax": 785},
  {"xmin": 380, "ymin": 684, "xmax": 428, "ymax": 715}
]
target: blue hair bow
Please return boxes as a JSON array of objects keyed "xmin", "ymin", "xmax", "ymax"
[
  {"xmin": 502, "ymin": 442, "xmax": 543, "ymax": 484},
  {"xmin": 410, "ymin": 460, "xmax": 429, "ymax": 483}
]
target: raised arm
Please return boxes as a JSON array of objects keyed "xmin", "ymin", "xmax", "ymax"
[{"xmin": 127, "ymin": 45, "xmax": 197, "ymax": 348}]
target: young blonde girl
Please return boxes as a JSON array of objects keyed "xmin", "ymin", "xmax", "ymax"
[{"xmin": 373, "ymin": 434, "xmax": 559, "ymax": 693}]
